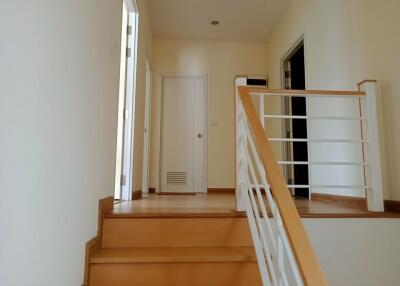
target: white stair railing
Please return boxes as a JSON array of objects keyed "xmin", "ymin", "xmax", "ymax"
[
  {"xmin": 240, "ymin": 124, "xmax": 304, "ymax": 286},
  {"xmin": 236, "ymin": 85, "xmax": 328, "ymax": 286},
  {"xmin": 235, "ymin": 78, "xmax": 384, "ymax": 286},
  {"xmin": 236, "ymin": 78, "xmax": 384, "ymax": 212}
]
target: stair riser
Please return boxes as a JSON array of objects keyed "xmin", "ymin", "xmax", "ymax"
[
  {"xmin": 90, "ymin": 262, "xmax": 262, "ymax": 286},
  {"xmin": 102, "ymin": 217, "xmax": 252, "ymax": 248}
]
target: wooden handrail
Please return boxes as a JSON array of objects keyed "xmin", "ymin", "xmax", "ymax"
[
  {"xmin": 239, "ymin": 86, "xmax": 329, "ymax": 286},
  {"xmin": 246, "ymin": 87, "xmax": 366, "ymax": 96}
]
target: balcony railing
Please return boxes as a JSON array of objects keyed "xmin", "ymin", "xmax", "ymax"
[{"xmin": 235, "ymin": 77, "xmax": 383, "ymax": 286}]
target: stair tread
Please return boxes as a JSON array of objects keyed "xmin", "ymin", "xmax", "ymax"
[
  {"xmin": 91, "ymin": 247, "xmax": 256, "ymax": 264},
  {"xmin": 105, "ymin": 212, "xmax": 247, "ymax": 218}
]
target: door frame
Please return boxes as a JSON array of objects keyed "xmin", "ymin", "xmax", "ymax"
[
  {"xmin": 114, "ymin": 0, "xmax": 139, "ymax": 201},
  {"xmin": 280, "ymin": 35, "xmax": 312, "ymax": 199},
  {"xmin": 157, "ymin": 73, "xmax": 208, "ymax": 194},
  {"xmin": 281, "ymin": 37, "xmax": 305, "ymax": 192},
  {"xmin": 141, "ymin": 57, "xmax": 152, "ymax": 195},
  {"xmin": 280, "ymin": 35, "xmax": 308, "ymax": 89}
]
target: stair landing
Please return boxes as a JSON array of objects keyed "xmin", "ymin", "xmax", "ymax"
[
  {"xmin": 110, "ymin": 193, "xmax": 240, "ymax": 218},
  {"xmin": 109, "ymin": 193, "xmax": 400, "ymax": 218}
]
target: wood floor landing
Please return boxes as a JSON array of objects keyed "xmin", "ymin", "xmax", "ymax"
[{"xmin": 108, "ymin": 193, "xmax": 400, "ymax": 218}]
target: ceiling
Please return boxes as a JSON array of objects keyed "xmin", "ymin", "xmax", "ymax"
[{"xmin": 147, "ymin": 0, "xmax": 292, "ymax": 43}]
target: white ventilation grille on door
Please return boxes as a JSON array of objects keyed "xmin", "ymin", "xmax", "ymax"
[{"xmin": 167, "ymin": 172, "xmax": 187, "ymax": 185}]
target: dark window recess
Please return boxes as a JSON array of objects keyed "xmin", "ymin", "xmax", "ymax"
[{"xmin": 247, "ymin": 78, "xmax": 267, "ymax": 86}]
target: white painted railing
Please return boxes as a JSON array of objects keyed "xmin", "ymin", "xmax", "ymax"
[
  {"xmin": 235, "ymin": 77, "xmax": 384, "ymax": 286},
  {"xmin": 241, "ymin": 122, "xmax": 304, "ymax": 286},
  {"xmin": 236, "ymin": 78, "xmax": 384, "ymax": 212}
]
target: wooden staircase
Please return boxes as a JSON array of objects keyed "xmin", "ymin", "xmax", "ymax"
[{"xmin": 84, "ymin": 198, "xmax": 262, "ymax": 286}]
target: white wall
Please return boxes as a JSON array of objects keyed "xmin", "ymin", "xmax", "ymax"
[
  {"xmin": 150, "ymin": 39, "xmax": 268, "ymax": 189},
  {"xmin": 265, "ymin": 0, "xmax": 400, "ymax": 200},
  {"xmin": 304, "ymin": 219, "xmax": 400, "ymax": 286},
  {"xmin": 0, "ymin": 0, "xmax": 122, "ymax": 285}
]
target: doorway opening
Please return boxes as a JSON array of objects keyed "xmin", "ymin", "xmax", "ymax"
[
  {"xmin": 114, "ymin": 0, "xmax": 139, "ymax": 201},
  {"xmin": 282, "ymin": 39, "xmax": 309, "ymax": 198},
  {"xmin": 159, "ymin": 75, "xmax": 207, "ymax": 194}
]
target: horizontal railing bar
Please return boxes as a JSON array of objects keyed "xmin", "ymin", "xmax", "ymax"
[
  {"xmin": 264, "ymin": 115, "xmax": 366, "ymax": 121},
  {"xmin": 277, "ymin": 161, "xmax": 369, "ymax": 166},
  {"xmin": 246, "ymin": 87, "xmax": 366, "ymax": 97},
  {"xmin": 286, "ymin": 185, "xmax": 371, "ymax": 189},
  {"xmin": 269, "ymin": 138, "xmax": 367, "ymax": 143},
  {"xmin": 251, "ymin": 92, "xmax": 366, "ymax": 98},
  {"xmin": 250, "ymin": 184, "xmax": 371, "ymax": 190}
]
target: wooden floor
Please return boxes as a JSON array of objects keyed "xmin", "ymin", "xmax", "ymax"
[{"xmin": 108, "ymin": 193, "xmax": 400, "ymax": 218}]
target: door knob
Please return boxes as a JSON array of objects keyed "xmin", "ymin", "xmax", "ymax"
[{"xmin": 197, "ymin": 133, "xmax": 203, "ymax": 138}]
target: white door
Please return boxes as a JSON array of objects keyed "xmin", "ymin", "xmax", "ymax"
[
  {"xmin": 160, "ymin": 76, "xmax": 206, "ymax": 193},
  {"xmin": 141, "ymin": 58, "xmax": 151, "ymax": 194}
]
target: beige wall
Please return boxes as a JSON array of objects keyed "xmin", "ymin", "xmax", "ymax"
[
  {"xmin": 265, "ymin": 0, "xmax": 400, "ymax": 200},
  {"xmin": 132, "ymin": 0, "xmax": 153, "ymax": 191},
  {"xmin": 305, "ymin": 218, "xmax": 400, "ymax": 286},
  {"xmin": 150, "ymin": 39, "xmax": 268, "ymax": 189},
  {"xmin": 0, "ymin": 0, "xmax": 122, "ymax": 284}
]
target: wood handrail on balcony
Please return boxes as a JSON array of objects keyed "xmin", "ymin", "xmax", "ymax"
[{"xmin": 238, "ymin": 86, "xmax": 329, "ymax": 286}]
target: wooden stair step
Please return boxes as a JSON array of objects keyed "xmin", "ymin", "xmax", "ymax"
[
  {"xmin": 91, "ymin": 247, "xmax": 256, "ymax": 264},
  {"xmin": 105, "ymin": 212, "xmax": 247, "ymax": 218},
  {"xmin": 89, "ymin": 247, "xmax": 262, "ymax": 286},
  {"xmin": 102, "ymin": 217, "xmax": 253, "ymax": 248}
]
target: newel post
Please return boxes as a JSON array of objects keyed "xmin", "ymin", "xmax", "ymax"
[
  {"xmin": 358, "ymin": 80, "xmax": 384, "ymax": 212},
  {"xmin": 235, "ymin": 77, "xmax": 247, "ymax": 211}
]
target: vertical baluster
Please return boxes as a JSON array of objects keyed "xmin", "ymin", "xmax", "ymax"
[
  {"xmin": 277, "ymin": 237, "xmax": 290, "ymax": 286},
  {"xmin": 247, "ymin": 129, "xmax": 277, "ymax": 217},
  {"xmin": 244, "ymin": 184, "xmax": 272, "ymax": 286},
  {"xmin": 305, "ymin": 96, "xmax": 313, "ymax": 200},
  {"xmin": 248, "ymin": 126, "xmax": 303, "ymax": 286},
  {"xmin": 247, "ymin": 148, "xmax": 277, "ymax": 254},
  {"xmin": 246, "ymin": 163, "xmax": 278, "ymax": 285},
  {"xmin": 358, "ymin": 95, "xmax": 368, "ymax": 204},
  {"xmin": 260, "ymin": 94, "xmax": 265, "ymax": 129}
]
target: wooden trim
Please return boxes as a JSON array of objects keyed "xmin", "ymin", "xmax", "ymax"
[
  {"xmin": 357, "ymin": 79, "xmax": 378, "ymax": 89},
  {"xmin": 105, "ymin": 212, "xmax": 246, "ymax": 218},
  {"xmin": 384, "ymin": 200, "xmax": 400, "ymax": 213},
  {"xmin": 157, "ymin": 192, "xmax": 196, "ymax": 196},
  {"xmin": 97, "ymin": 197, "xmax": 114, "ymax": 238},
  {"xmin": 90, "ymin": 246, "xmax": 257, "ymax": 264},
  {"xmin": 132, "ymin": 190, "xmax": 142, "ymax": 200},
  {"xmin": 300, "ymin": 212, "xmax": 400, "ymax": 219},
  {"xmin": 149, "ymin": 187, "xmax": 156, "ymax": 194},
  {"xmin": 84, "ymin": 196, "xmax": 114, "ymax": 286},
  {"xmin": 239, "ymin": 87, "xmax": 329, "ymax": 286},
  {"xmin": 312, "ymin": 193, "xmax": 367, "ymax": 209},
  {"xmin": 246, "ymin": 87, "xmax": 365, "ymax": 96},
  {"xmin": 208, "ymin": 188, "xmax": 235, "ymax": 194},
  {"xmin": 113, "ymin": 199, "xmax": 124, "ymax": 205},
  {"xmin": 83, "ymin": 236, "xmax": 100, "ymax": 286}
]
